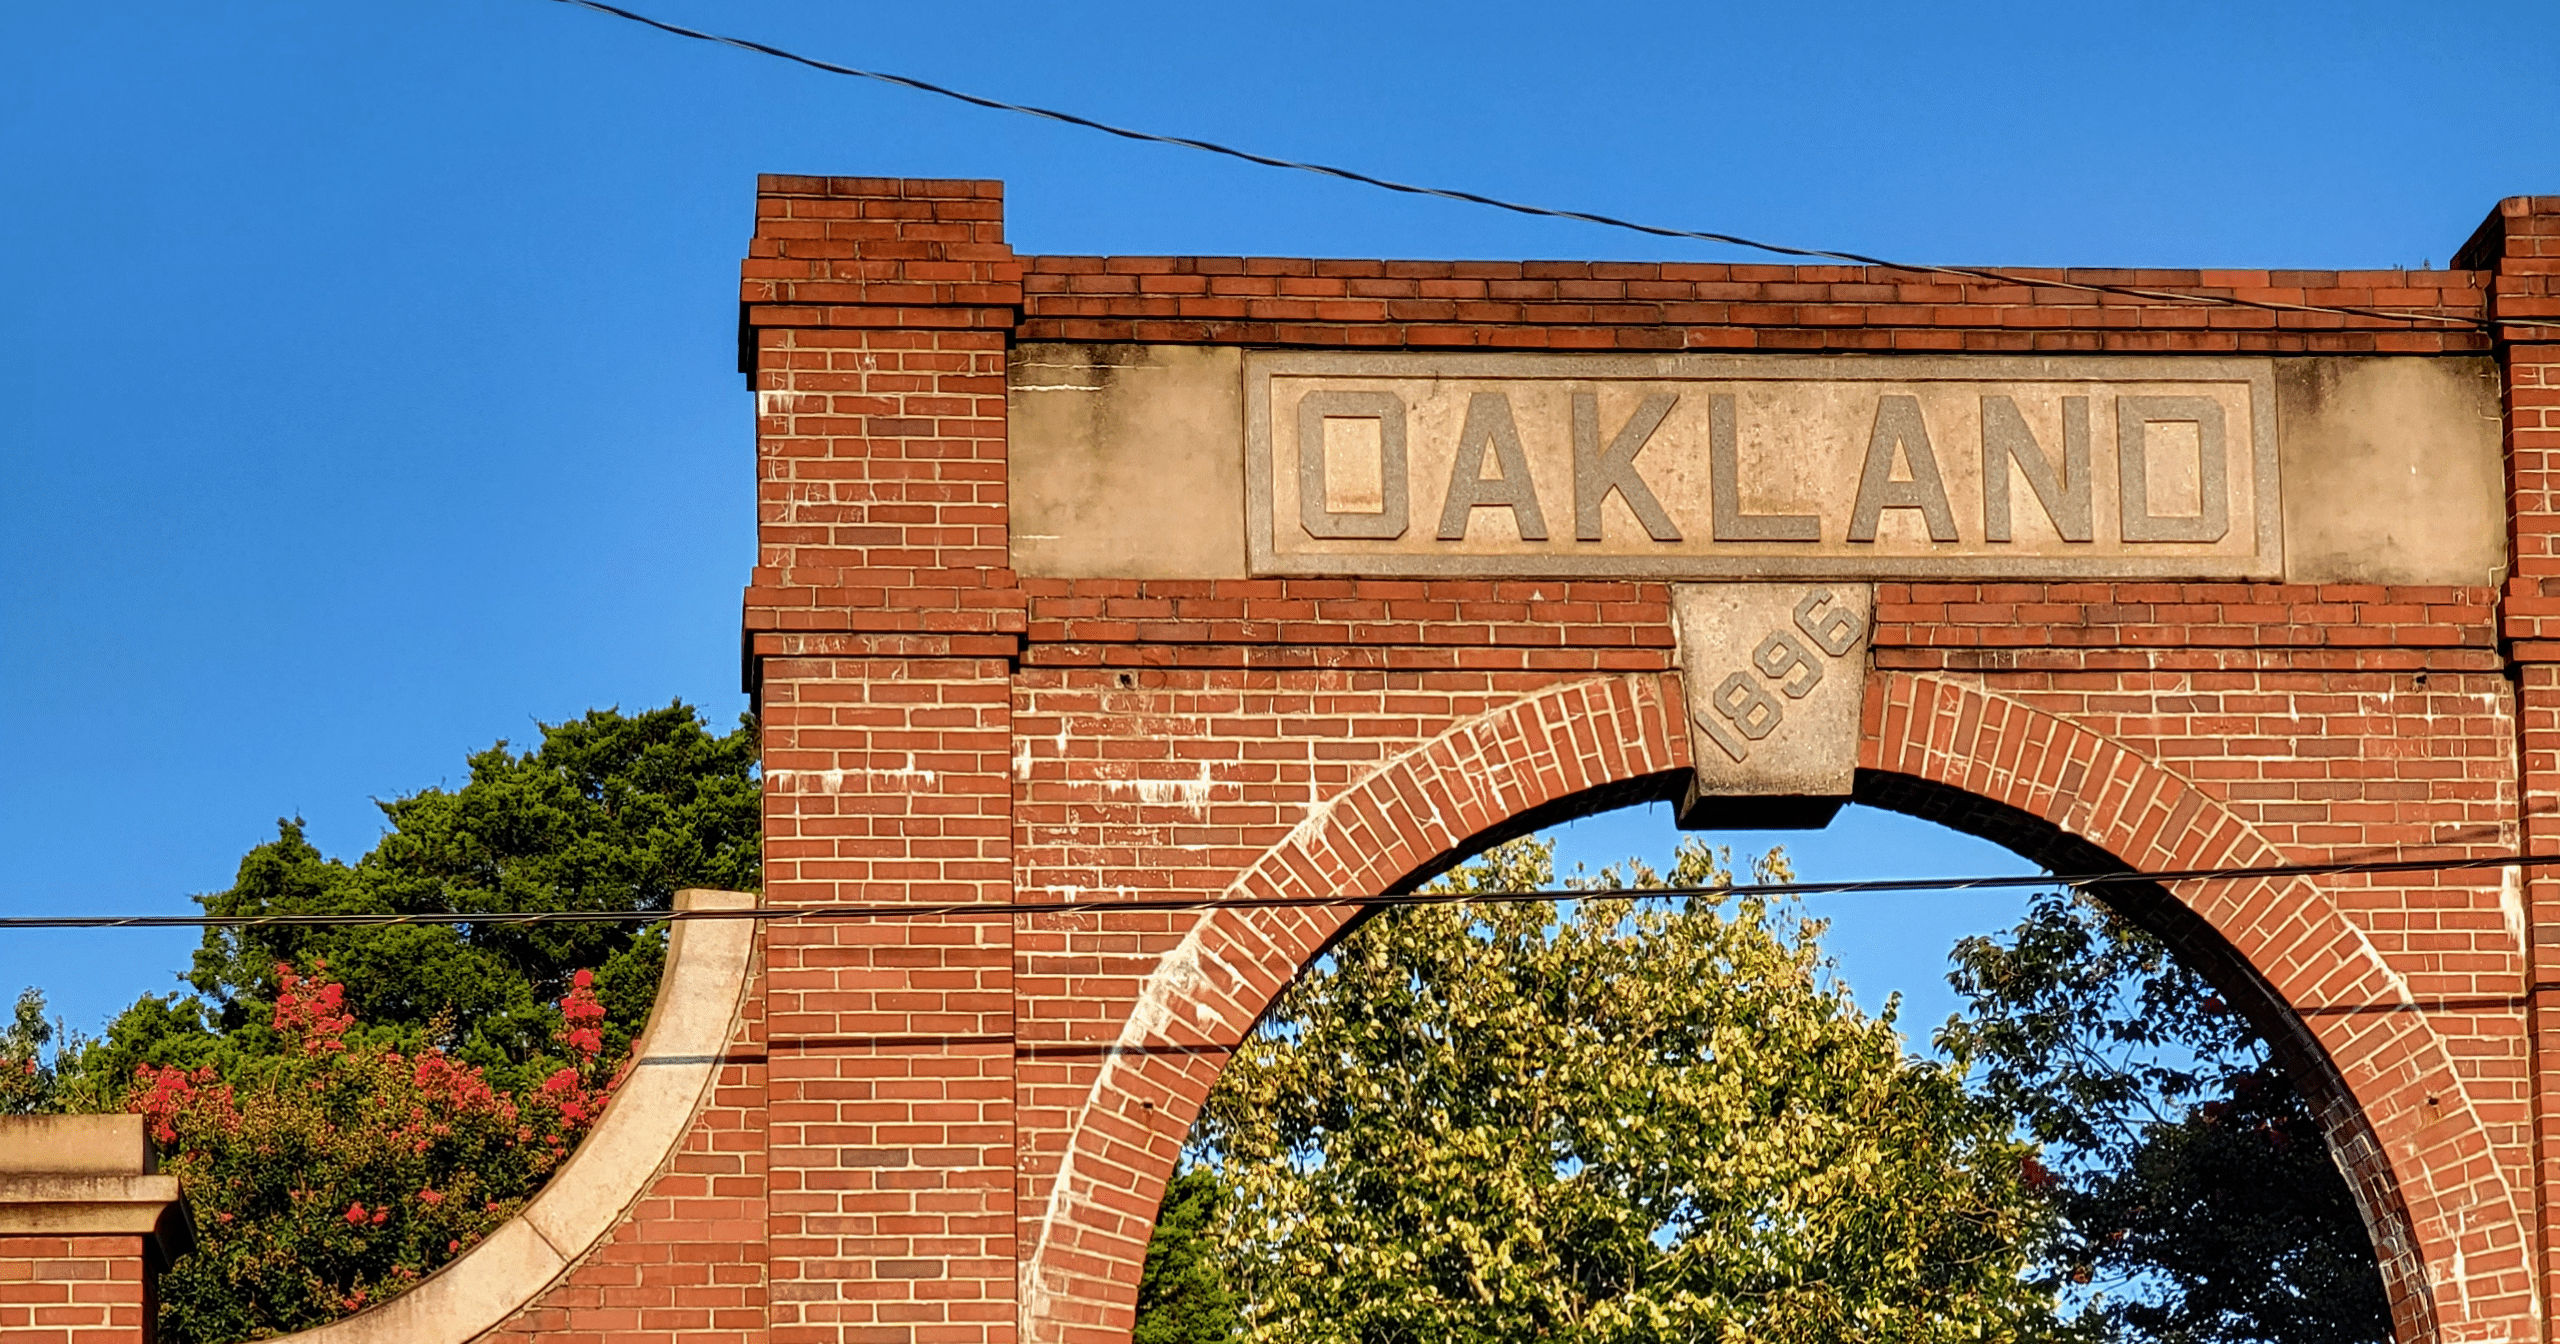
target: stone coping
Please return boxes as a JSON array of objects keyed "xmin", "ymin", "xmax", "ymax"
[
  {"xmin": 0, "ymin": 1172, "xmax": 191, "ymax": 1259},
  {"xmin": 0, "ymin": 1114, "xmax": 192, "ymax": 1257},
  {"xmin": 261, "ymin": 887, "xmax": 759, "ymax": 1344},
  {"xmin": 0, "ymin": 1113, "xmax": 155, "ymax": 1174}
]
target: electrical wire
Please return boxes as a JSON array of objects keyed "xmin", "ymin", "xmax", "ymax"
[
  {"xmin": 5, "ymin": 849, "xmax": 2549, "ymax": 931},
  {"xmin": 9, "ymin": 11, "xmax": 2535, "ymax": 926},
  {"xmin": 540, "ymin": 0, "xmax": 2553, "ymax": 335}
]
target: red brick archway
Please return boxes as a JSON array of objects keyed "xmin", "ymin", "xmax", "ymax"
[
  {"xmin": 49, "ymin": 179, "xmax": 2542, "ymax": 1344},
  {"xmin": 718, "ymin": 179, "xmax": 2555, "ymax": 1344},
  {"xmin": 1011, "ymin": 671, "xmax": 2520, "ymax": 1344}
]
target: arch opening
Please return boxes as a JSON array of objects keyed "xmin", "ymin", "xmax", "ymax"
[
  {"xmin": 1855, "ymin": 768, "xmax": 2432, "ymax": 1343},
  {"xmin": 1137, "ymin": 778, "xmax": 2426, "ymax": 1342}
]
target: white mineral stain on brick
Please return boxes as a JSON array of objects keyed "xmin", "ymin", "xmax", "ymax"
[
  {"xmin": 2436, "ymin": 1199, "xmax": 2524, "ymax": 1342},
  {"xmin": 2450, "ymin": 1203, "xmax": 2469, "ymax": 1331},
  {"xmin": 767, "ymin": 763, "xmax": 942, "ymax": 793},
  {"xmin": 2500, "ymin": 866, "xmax": 2527, "ymax": 957},
  {"xmin": 763, "ymin": 768, "xmax": 846, "ymax": 794},
  {"xmin": 2332, "ymin": 889, "xmax": 2420, "ymax": 1012},
  {"xmin": 1023, "ymin": 911, "xmax": 1235, "ymax": 1328},
  {"xmin": 1125, "ymin": 762, "xmax": 1228, "ymax": 814},
  {"xmin": 875, "ymin": 765, "xmax": 942, "ymax": 790}
]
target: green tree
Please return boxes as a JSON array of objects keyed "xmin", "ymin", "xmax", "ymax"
[
  {"xmin": 1, "ymin": 988, "xmax": 67, "ymax": 1113},
  {"xmin": 1941, "ymin": 891, "xmax": 2390, "ymax": 1343},
  {"xmin": 1156, "ymin": 837, "xmax": 2065, "ymax": 1344},
  {"xmin": 1135, "ymin": 1169, "xmax": 1241, "ymax": 1344},
  {"xmin": 62, "ymin": 702, "xmax": 759, "ymax": 1100}
]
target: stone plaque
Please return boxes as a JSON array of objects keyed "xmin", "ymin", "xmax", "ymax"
[
  {"xmin": 1244, "ymin": 352, "xmax": 2279, "ymax": 579},
  {"xmin": 1672, "ymin": 583, "xmax": 1871, "ymax": 826}
]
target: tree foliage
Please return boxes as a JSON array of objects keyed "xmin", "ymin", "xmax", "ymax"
[
  {"xmin": 1940, "ymin": 891, "xmax": 2390, "ymax": 1343},
  {"xmin": 1175, "ymin": 838, "xmax": 2065, "ymax": 1344},
  {"xmin": 1136, "ymin": 1169, "xmax": 1242, "ymax": 1344},
  {"xmin": 4, "ymin": 701, "xmax": 759, "ymax": 1340},
  {"xmin": 1, "ymin": 989, "xmax": 64, "ymax": 1114},
  {"xmin": 132, "ymin": 962, "xmax": 614, "ymax": 1344},
  {"xmin": 59, "ymin": 701, "xmax": 759, "ymax": 1102}
]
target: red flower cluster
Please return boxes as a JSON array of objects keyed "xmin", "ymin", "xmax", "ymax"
[
  {"xmin": 539, "ymin": 969, "xmax": 613, "ymax": 1127},
  {"xmin": 130, "ymin": 1063, "xmax": 226, "ymax": 1147},
  {"xmin": 560, "ymin": 969, "xmax": 606, "ymax": 1059},
  {"xmin": 271, "ymin": 962, "xmax": 355, "ymax": 1052},
  {"xmin": 408, "ymin": 1052, "xmax": 509, "ymax": 1121},
  {"xmin": 128, "ymin": 960, "xmax": 621, "ymax": 1339}
]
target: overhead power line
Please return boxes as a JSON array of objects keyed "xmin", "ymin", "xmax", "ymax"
[
  {"xmin": 5, "ymin": 850, "xmax": 2547, "ymax": 931},
  {"xmin": 542, "ymin": 0, "xmax": 2550, "ymax": 335}
]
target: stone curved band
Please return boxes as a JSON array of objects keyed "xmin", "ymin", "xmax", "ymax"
[{"xmin": 266, "ymin": 887, "xmax": 757, "ymax": 1344}]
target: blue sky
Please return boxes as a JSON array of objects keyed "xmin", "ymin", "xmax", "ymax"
[{"xmin": 2, "ymin": 1, "xmax": 2552, "ymax": 1039}]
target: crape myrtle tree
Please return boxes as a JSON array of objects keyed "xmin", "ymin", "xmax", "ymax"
[
  {"xmin": 7, "ymin": 702, "xmax": 759, "ymax": 1343},
  {"xmin": 1141, "ymin": 837, "xmax": 2066, "ymax": 1344},
  {"xmin": 131, "ymin": 962, "xmax": 618, "ymax": 1342},
  {"xmin": 1940, "ymin": 892, "xmax": 2392, "ymax": 1344}
]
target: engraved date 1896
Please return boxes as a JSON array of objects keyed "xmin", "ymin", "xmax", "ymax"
[{"xmin": 1691, "ymin": 588, "xmax": 1865, "ymax": 764}]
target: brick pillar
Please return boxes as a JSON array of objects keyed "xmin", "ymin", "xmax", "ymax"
[
  {"xmin": 741, "ymin": 177, "xmax": 1025, "ymax": 1344},
  {"xmin": 0, "ymin": 1116, "xmax": 189, "ymax": 1344},
  {"xmin": 2474, "ymin": 195, "xmax": 2560, "ymax": 1334}
]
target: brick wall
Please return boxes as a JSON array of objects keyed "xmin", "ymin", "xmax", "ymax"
[
  {"xmin": 1018, "ymin": 256, "xmax": 2490, "ymax": 354},
  {"xmin": 757, "ymin": 646, "xmax": 1017, "ymax": 1344},
  {"xmin": 2464, "ymin": 195, "xmax": 2560, "ymax": 1332},
  {"xmin": 0, "ymin": 1236, "xmax": 150, "ymax": 1344},
  {"xmin": 744, "ymin": 178, "xmax": 1027, "ymax": 1344}
]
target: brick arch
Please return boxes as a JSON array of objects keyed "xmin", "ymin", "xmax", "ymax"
[
  {"xmin": 1019, "ymin": 671, "xmax": 2518, "ymax": 1344},
  {"xmin": 1018, "ymin": 672, "xmax": 1694, "ymax": 1342},
  {"xmin": 1861, "ymin": 672, "xmax": 2524, "ymax": 1343}
]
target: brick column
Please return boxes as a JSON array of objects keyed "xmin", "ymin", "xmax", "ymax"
[
  {"xmin": 741, "ymin": 177, "xmax": 1025, "ymax": 1344},
  {"xmin": 2473, "ymin": 195, "xmax": 2560, "ymax": 1333},
  {"xmin": 0, "ymin": 1116, "xmax": 189, "ymax": 1344}
]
